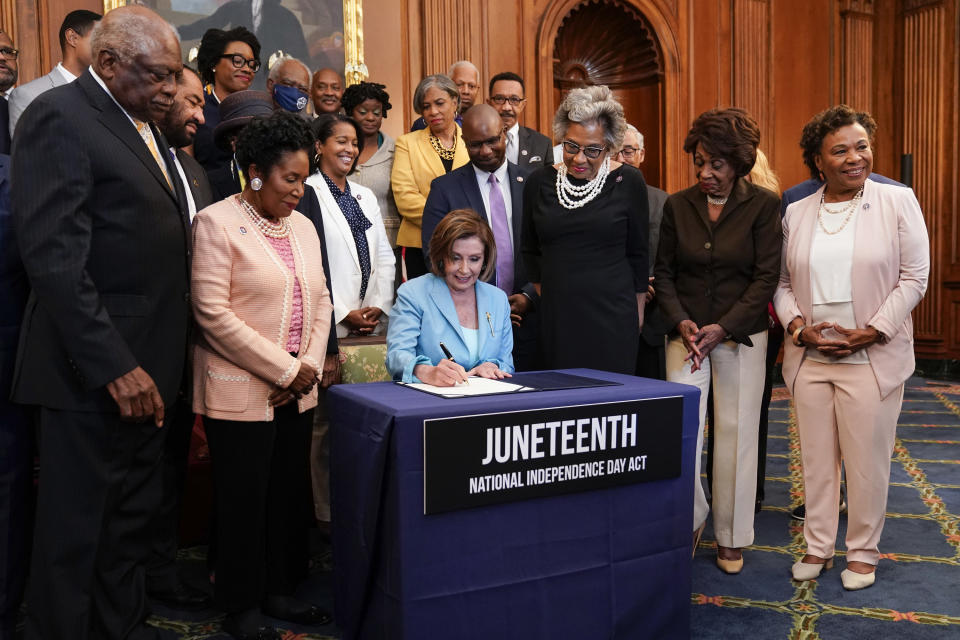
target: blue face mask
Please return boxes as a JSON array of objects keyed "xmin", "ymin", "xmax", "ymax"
[{"xmin": 273, "ymin": 84, "xmax": 309, "ymax": 113}]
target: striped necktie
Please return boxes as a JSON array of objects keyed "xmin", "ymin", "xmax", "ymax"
[{"xmin": 134, "ymin": 119, "xmax": 172, "ymax": 189}]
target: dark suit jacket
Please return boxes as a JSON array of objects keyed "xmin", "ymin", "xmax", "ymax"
[
  {"xmin": 10, "ymin": 71, "xmax": 192, "ymax": 411},
  {"xmin": 642, "ymin": 185, "xmax": 669, "ymax": 345},
  {"xmin": 515, "ymin": 125, "xmax": 553, "ymax": 171},
  {"xmin": 0, "ymin": 154, "xmax": 27, "ymax": 379},
  {"xmin": 193, "ymin": 93, "xmax": 233, "ymax": 182},
  {"xmin": 297, "ymin": 187, "xmax": 340, "ymax": 356},
  {"xmin": 208, "ymin": 159, "xmax": 243, "ymax": 202},
  {"xmin": 176, "ymin": 149, "xmax": 215, "ymax": 212},
  {"xmin": 0, "ymin": 99, "xmax": 9, "ymax": 155},
  {"xmin": 420, "ymin": 161, "xmax": 537, "ymax": 301},
  {"xmin": 654, "ymin": 178, "xmax": 781, "ymax": 345}
]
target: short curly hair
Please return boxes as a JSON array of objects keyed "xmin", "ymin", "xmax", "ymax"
[
  {"xmin": 341, "ymin": 82, "xmax": 392, "ymax": 118},
  {"xmin": 428, "ymin": 209, "xmax": 496, "ymax": 282},
  {"xmin": 683, "ymin": 108, "xmax": 760, "ymax": 178},
  {"xmin": 235, "ymin": 110, "xmax": 314, "ymax": 182},
  {"xmin": 196, "ymin": 26, "xmax": 261, "ymax": 87},
  {"xmin": 799, "ymin": 104, "xmax": 877, "ymax": 180},
  {"xmin": 553, "ymin": 85, "xmax": 627, "ymax": 152}
]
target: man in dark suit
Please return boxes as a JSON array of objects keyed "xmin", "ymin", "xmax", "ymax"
[
  {"xmin": 0, "ymin": 29, "xmax": 18, "ymax": 155},
  {"xmin": 617, "ymin": 124, "xmax": 669, "ymax": 379},
  {"xmin": 10, "ymin": 7, "xmax": 189, "ymax": 639},
  {"xmin": 145, "ymin": 65, "xmax": 214, "ymax": 611},
  {"xmin": 0, "ymin": 152, "xmax": 31, "ymax": 640},
  {"xmin": 421, "ymin": 104, "xmax": 540, "ymax": 370},
  {"xmin": 487, "ymin": 72, "xmax": 552, "ymax": 171}
]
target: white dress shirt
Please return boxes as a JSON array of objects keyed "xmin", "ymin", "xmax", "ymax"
[
  {"xmin": 473, "ymin": 160, "xmax": 514, "ymax": 244},
  {"xmin": 169, "ymin": 147, "xmax": 198, "ymax": 222},
  {"xmin": 55, "ymin": 62, "xmax": 77, "ymax": 84},
  {"xmin": 505, "ymin": 123, "xmax": 520, "ymax": 165}
]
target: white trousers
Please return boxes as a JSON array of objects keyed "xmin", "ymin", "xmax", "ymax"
[{"xmin": 666, "ymin": 331, "xmax": 767, "ymax": 548}]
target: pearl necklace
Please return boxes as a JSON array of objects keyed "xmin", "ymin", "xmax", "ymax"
[
  {"xmin": 235, "ymin": 195, "xmax": 290, "ymax": 239},
  {"xmin": 706, "ymin": 194, "xmax": 728, "ymax": 206},
  {"xmin": 555, "ymin": 156, "xmax": 611, "ymax": 209},
  {"xmin": 429, "ymin": 132, "xmax": 456, "ymax": 161},
  {"xmin": 817, "ymin": 186, "xmax": 863, "ymax": 235}
]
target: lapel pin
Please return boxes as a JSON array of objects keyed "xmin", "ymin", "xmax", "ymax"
[
  {"xmin": 192, "ymin": 179, "xmax": 199, "ymax": 187},
  {"xmin": 616, "ymin": 175, "xmax": 623, "ymax": 182},
  {"xmin": 239, "ymin": 226, "xmax": 247, "ymax": 234},
  {"xmin": 521, "ymin": 149, "xmax": 528, "ymax": 156},
  {"xmin": 355, "ymin": 193, "xmax": 362, "ymax": 200},
  {"xmin": 862, "ymin": 203, "xmax": 870, "ymax": 209},
  {"xmin": 517, "ymin": 176, "xmax": 524, "ymax": 182}
]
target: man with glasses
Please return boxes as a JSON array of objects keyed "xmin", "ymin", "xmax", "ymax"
[
  {"xmin": 0, "ymin": 30, "xmax": 18, "ymax": 154},
  {"xmin": 8, "ymin": 11, "xmax": 101, "ymax": 139},
  {"xmin": 420, "ymin": 104, "xmax": 540, "ymax": 370},
  {"xmin": 616, "ymin": 123, "xmax": 668, "ymax": 379},
  {"xmin": 487, "ymin": 71, "xmax": 552, "ymax": 170},
  {"xmin": 11, "ymin": 7, "xmax": 190, "ymax": 639}
]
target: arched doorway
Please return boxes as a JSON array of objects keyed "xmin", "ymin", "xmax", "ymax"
[{"xmin": 551, "ymin": 0, "xmax": 665, "ymax": 188}]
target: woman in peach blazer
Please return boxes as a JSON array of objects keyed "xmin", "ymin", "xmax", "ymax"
[
  {"xmin": 391, "ymin": 74, "xmax": 469, "ymax": 280},
  {"xmin": 774, "ymin": 105, "xmax": 929, "ymax": 592},
  {"xmin": 191, "ymin": 112, "xmax": 333, "ymax": 636}
]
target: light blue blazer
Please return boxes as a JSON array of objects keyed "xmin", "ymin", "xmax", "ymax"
[{"xmin": 386, "ymin": 273, "xmax": 514, "ymax": 382}]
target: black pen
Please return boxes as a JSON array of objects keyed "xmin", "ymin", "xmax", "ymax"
[
  {"xmin": 439, "ymin": 341, "xmax": 455, "ymax": 362},
  {"xmin": 439, "ymin": 342, "xmax": 469, "ymax": 386}
]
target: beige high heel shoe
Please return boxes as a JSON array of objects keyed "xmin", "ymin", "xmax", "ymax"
[{"xmin": 791, "ymin": 557, "xmax": 834, "ymax": 581}]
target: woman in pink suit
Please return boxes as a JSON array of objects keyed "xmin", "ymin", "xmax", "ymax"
[
  {"xmin": 775, "ymin": 105, "xmax": 929, "ymax": 590},
  {"xmin": 192, "ymin": 110, "xmax": 332, "ymax": 638}
]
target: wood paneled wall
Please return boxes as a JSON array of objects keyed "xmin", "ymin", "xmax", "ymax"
[{"xmin": 6, "ymin": 0, "xmax": 959, "ymax": 360}]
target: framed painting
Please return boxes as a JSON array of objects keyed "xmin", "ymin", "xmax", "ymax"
[{"xmin": 103, "ymin": 0, "xmax": 366, "ymax": 86}]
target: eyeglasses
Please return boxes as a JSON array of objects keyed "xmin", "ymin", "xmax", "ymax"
[
  {"xmin": 562, "ymin": 140, "xmax": 606, "ymax": 160},
  {"xmin": 0, "ymin": 47, "xmax": 19, "ymax": 61},
  {"xmin": 463, "ymin": 130, "xmax": 505, "ymax": 152},
  {"xmin": 617, "ymin": 146, "xmax": 639, "ymax": 160},
  {"xmin": 490, "ymin": 95, "xmax": 525, "ymax": 107},
  {"xmin": 219, "ymin": 53, "xmax": 261, "ymax": 73}
]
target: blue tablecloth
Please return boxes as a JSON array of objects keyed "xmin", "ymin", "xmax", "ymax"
[{"xmin": 329, "ymin": 369, "xmax": 699, "ymax": 640}]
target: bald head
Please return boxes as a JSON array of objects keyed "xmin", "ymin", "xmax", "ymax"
[
  {"xmin": 92, "ymin": 6, "xmax": 183, "ymax": 122},
  {"xmin": 461, "ymin": 104, "xmax": 506, "ymax": 173}
]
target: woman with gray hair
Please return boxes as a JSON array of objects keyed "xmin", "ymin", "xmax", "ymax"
[
  {"xmin": 520, "ymin": 84, "xmax": 649, "ymax": 374},
  {"xmin": 391, "ymin": 74, "xmax": 469, "ymax": 279}
]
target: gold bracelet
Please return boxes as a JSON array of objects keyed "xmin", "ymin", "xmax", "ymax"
[{"xmin": 792, "ymin": 324, "xmax": 806, "ymax": 347}]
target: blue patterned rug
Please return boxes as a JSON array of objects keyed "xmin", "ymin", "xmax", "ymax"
[
  {"xmin": 691, "ymin": 377, "xmax": 960, "ymax": 639},
  {"xmin": 139, "ymin": 377, "xmax": 960, "ymax": 639}
]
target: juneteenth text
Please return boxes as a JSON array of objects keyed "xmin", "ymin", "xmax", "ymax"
[{"xmin": 480, "ymin": 412, "xmax": 640, "ymax": 466}]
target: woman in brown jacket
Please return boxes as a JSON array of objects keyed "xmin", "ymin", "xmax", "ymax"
[
  {"xmin": 654, "ymin": 108, "xmax": 781, "ymax": 574},
  {"xmin": 192, "ymin": 111, "xmax": 332, "ymax": 639}
]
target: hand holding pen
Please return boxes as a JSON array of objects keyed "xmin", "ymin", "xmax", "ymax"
[{"xmin": 412, "ymin": 342, "xmax": 471, "ymax": 387}]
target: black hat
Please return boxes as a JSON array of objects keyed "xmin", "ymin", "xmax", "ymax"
[{"xmin": 213, "ymin": 90, "xmax": 275, "ymax": 150}]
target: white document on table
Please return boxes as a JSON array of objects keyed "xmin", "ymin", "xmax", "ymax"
[{"xmin": 399, "ymin": 376, "xmax": 530, "ymax": 398}]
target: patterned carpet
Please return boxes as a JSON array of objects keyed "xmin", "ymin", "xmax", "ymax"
[
  {"xmin": 140, "ymin": 378, "xmax": 960, "ymax": 639},
  {"xmin": 691, "ymin": 377, "xmax": 960, "ymax": 639}
]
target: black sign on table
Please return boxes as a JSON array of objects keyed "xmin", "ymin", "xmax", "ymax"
[{"xmin": 423, "ymin": 396, "xmax": 683, "ymax": 514}]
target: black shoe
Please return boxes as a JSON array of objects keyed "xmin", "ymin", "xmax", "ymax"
[
  {"xmin": 791, "ymin": 504, "xmax": 806, "ymax": 521},
  {"xmin": 148, "ymin": 581, "xmax": 211, "ymax": 610},
  {"xmin": 262, "ymin": 594, "xmax": 332, "ymax": 626},
  {"xmin": 222, "ymin": 610, "xmax": 283, "ymax": 640}
]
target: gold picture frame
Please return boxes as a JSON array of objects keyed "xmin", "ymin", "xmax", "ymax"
[{"xmin": 102, "ymin": 0, "xmax": 366, "ymax": 84}]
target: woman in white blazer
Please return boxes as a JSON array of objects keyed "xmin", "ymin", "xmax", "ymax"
[
  {"xmin": 774, "ymin": 105, "xmax": 929, "ymax": 591},
  {"xmin": 307, "ymin": 113, "xmax": 396, "ymax": 338}
]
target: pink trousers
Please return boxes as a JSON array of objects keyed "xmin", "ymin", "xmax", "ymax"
[{"xmin": 792, "ymin": 359, "xmax": 904, "ymax": 565}]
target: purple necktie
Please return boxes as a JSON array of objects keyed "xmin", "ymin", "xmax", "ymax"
[{"xmin": 487, "ymin": 173, "xmax": 514, "ymax": 295}]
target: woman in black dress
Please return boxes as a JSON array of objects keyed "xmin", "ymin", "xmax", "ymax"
[{"xmin": 521, "ymin": 85, "xmax": 648, "ymax": 375}]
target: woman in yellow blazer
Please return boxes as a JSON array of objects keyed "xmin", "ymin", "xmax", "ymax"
[
  {"xmin": 191, "ymin": 112, "xmax": 333, "ymax": 638},
  {"xmin": 391, "ymin": 74, "xmax": 470, "ymax": 280}
]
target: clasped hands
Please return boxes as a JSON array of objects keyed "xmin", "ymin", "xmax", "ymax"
[
  {"xmin": 793, "ymin": 320, "xmax": 880, "ymax": 357},
  {"xmin": 269, "ymin": 360, "xmax": 321, "ymax": 407},
  {"xmin": 343, "ymin": 306, "xmax": 383, "ymax": 335},
  {"xmin": 414, "ymin": 359, "xmax": 512, "ymax": 387},
  {"xmin": 677, "ymin": 320, "xmax": 727, "ymax": 373}
]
